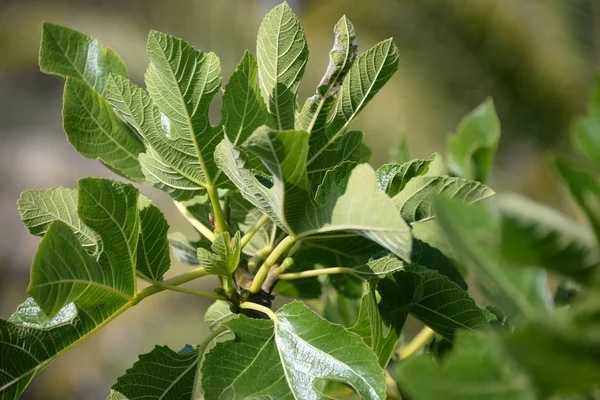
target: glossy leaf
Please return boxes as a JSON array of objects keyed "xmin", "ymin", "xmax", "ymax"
[
  {"xmin": 202, "ymin": 301, "xmax": 386, "ymax": 400},
  {"xmin": 393, "ymin": 332, "xmax": 536, "ymax": 400},
  {"xmin": 447, "ymin": 98, "xmax": 500, "ymax": 183},
  {"xmin": 393, "ymin": 176, "xmax": 494, "ymax": 224},
  {"xmin": 256, "ymin": 2, "xmax": 308, "ymax": 129}
]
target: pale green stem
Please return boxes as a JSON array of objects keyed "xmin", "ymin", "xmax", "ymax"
[
  {"xmin": 239, "ymin": 301, "xmax": 276, "ymax": 320},
  {"xmin": 158, "ymin": 283, "xmax": 224, "ymax": 300},
  {"xmin": 174, "ymin": 201, "xmax": 215, "ymax": 242},
  {"xmin": 249, "ymin": 236, "xmax": 296, "ymax": 293},
  {"xmin": 240, "ymin": 214, "xmax": 270, "ymax": 249},
  {"xmin": 206, "ymin": 184, "xmax": 228, "ymax": 234},
  {"xmin": 278, "ymin": 267, "xmax": 359, "ymax": 281},
  {"xmin": 399, "ymin": 327, "xmax": 435, "ymax": 360}
]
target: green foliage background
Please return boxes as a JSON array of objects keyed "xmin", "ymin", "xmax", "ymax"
[{"xmin": 0, "ymin": 0, "xmax": 597, "ymax": 398}]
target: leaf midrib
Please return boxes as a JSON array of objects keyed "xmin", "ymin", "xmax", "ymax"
[{"xmin": 152, "ymin": 37, "xmax": 216, "ymax": 189}]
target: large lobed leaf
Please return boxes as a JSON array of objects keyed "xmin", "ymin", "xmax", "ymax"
[
  {"xmin": 1, "ymin": 179, "xmax": 171, "ymax": 397},
  {"xmin": 202, "ymin": 301, "xmax": 386, "ymax": 400}
]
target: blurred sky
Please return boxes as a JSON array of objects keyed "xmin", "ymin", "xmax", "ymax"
[{"xmin": 0, "ymin": 0, "xmax": 598, "ymax": 398}]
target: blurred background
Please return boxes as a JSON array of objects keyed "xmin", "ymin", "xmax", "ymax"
[{"xmin": 0, "ymin": 0, "xmax": 597, "ymax": 398}]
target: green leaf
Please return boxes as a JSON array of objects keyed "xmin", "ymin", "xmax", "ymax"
[
  {"xmin": 216, "ymin": 129, "xmax": 412, "ymax": 261},
  {"xmin": 498, "ymin": 193, "xmax": 599, "ymax": 284},
  {"xmin": 356, "ymin": 254, "xmax": 407, "ymax": 275},
  {"xmin": 306, "ymin": 37, "xmax": 399, "ymax": 171},
  {"xmin": 573, "ymin": 116, "xmax": 600, "ymax": 169},
  {"xmin": 390, "ymin": 135, "xmax": 411, "ymax": 164},
  {"xmin": 108, "ymin": 345, "xmax": 201, "ymax": 400},
  {"xmin": 39, "ymin": 22, "xmax": 127, "ymax": 93},
  {"xmin": 393, "ymin": 332, "xmax": 536, "ymax": 400},
  {"xmin": 105, "ymin": 75, "xmax": 203, "ymax": 199},
  {"xmin": 329, "ymin": 273, "xmax": 364, "ymax": 299},
  {"xmin": 63, "ymin": 78, "xmax": 146, "ymax": 182},
  {"xmin": 376, "ymin": 155, "xmax": 435, "ymax": 197},
  {"xmin": 105, "ymin": 28, "xmax": 225, "ymax": 199},
  {"xmin": 228, "ymin": 192, "xmax": 274, "ymax": 255},
  {"xmin": 393, "ymin": 176, "xmax": 494, "ymax": 224},
  {"xmin": 17, "ymin": 187, "xmax": 99, "ymax": 253},
  {"xmin": 447, "ymin": 98, "xmax": 500, "ymax": 183},
  {"xmin": 553, "ymin": 156, "xmax": 600, "ymax": 242},
  {"xmin": 221, "ymin": 51, "xmax": 272, "ymax": 146},
  {"xmin": 28, "ymin": 221, "xmax": 129, "ymax": 318},
  {"xmin": 168, "ymin": 233, "xmax": 200, "ymax": 265},
  {"xmin": 40, "ymin": 23, "xmax": 146, "ymax": 182},
  {"xmin": 1, "ymin": 178, "xmax": 148, "ymax": 397},
  {"xmin": 350, "ymin": 290, "xmax": 399, "ymax": 367},
  {"xmin": 196, "ymin": 232, "xmax": 241, "ymax": 276},
  {"xmin": 412, "ymin": 239, "xmax": 467, "ymax": 290},
  {"xmin": 378, "ymin": 262, "xmax": 489, "ymax": 340},
  {"xmin": 136, "ymin": 201, "xmax": 171, "ymax": 282},
  {"xmin": 78, "ymin": 178, "xmax": 139, "ymax": 297},
  {"xmin": 306, "ymin": 130, "xmax": 365, "ymax": 185},
  {"xmin": 256, "ymin": 2, "xmax": 308, "ymax": 129},
  {"xmin": 297, "ymin": 15, "xmax": 358, "ymax": 133},
  {"xmin": 503, "ymin": 316, "xmax": 600, "ymax": 397},
  {"xmin": 202, "ymin": 301, "xmax": 386, "ymax": 400},
  {"xmin": 323, "ymin": 291, "xmax": 361, "ymax": 327},
  {"xmin": 434, "ymin": 198, "xmax": 552, "ymax": 319},
  {"xmin": 145, "ymin": 30, "xmax": 222, "ymax": 182},
  {"xmin": 204, "ymin": 300, "xmax": 235, "ymax": 332}
]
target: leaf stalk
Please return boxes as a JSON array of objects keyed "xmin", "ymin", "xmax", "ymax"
[{"xmin": 249, "ymin": 235, "xmax": 296, "ymax": 293}]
